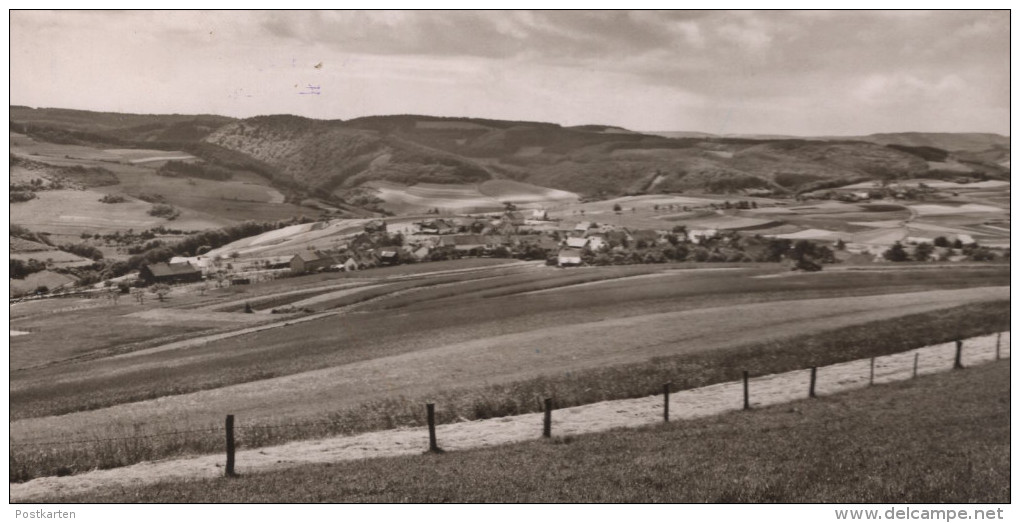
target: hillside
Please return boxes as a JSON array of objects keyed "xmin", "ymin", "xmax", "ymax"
[
  {"xmin": 208, "ymin": 115, "xmax": 1010, "ymax": 198},
  {"xmin": 11, "ymin": 107, "xmax": 1011, "ymax": 201}
]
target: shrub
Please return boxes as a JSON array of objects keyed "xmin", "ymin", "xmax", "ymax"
[
  {"xmin": 59, "ymin": 243, "xmax": 104, "ymax": 261},
  {"xmin": 157, "ymin": 160, "xmax": 233, "ymax": 181},
  {"xmin": 10, "ymin": 259, "xmax": 47, "ymax": 279},
  {"xmin": 10, "ymin": 190, "xmax": 37, "ymax": 203},
  {"xmin": 148, "ymin": 204, "xmax": 180, "ymax": 220},
  {"xmin": 98, "ymin": 194, "xmax": 126, "ymax": 204}
]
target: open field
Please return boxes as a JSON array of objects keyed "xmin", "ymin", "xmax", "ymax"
[
  {"xmin": 364, "ymin": 180, "xmax": 579, "ymax": 214},
  {"xmin": 13, "ymin": 285, "xmax": 1005, "ymax": 434},
  {"xmin": 8, "ymin": 256, "xmax": 1009, "ymax": 480},
  {"xmin": 10, "ymin": 131, "xmax": 312, "ymax": 236},
  {"xmin": 11, "ymin": 189, "xmax": 171, "ymax": 237},
  {"xmin": 11, "ymin": 264, "xmax": 1008, "ymax": 414},
  {"xmin": 8, "ymin": 271, "xmax": 78, "ymax": 297},
  {"xmin": 19, "ymin": 355, "xmax": 1010, "ymax": 502}
]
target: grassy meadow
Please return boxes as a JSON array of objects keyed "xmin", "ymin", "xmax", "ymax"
[
  {"xmin": 10, "ymin": 297, "xmax": 1009, "ymax": 482},
  {"xmin": 34, "ymin": 359, "xmax": 1010, "ymax": 503}
]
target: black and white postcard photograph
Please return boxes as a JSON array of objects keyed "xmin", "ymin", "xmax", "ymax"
[{"xmin": 7, "ymin": 8, "xmax": 1011, "ymax": 516}]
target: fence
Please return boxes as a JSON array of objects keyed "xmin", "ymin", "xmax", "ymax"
[{"xmin": 11, "ymin": 331, "xmax": 1010, "ymax": 481}]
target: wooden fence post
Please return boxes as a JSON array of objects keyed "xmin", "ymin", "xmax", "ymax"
[
  {"xmin": 663, "ymin": 382, "xmax": 671, "ymax": 422},
  {"xmin": 742, "ymin": 371, "xmax": 750, "ymax": 410},
  {"xmin": 225, "ymin": 414, "xmax": 236, "ymax": 477},
  {"xmin": 543, "ymin": 398, "xmax": 553, "ymax": 438},
  {"xmin": 869, "ymin": 357, "xmax": 875, "ymax": 386},
  {"xmin": 913, "ymin": 353, "xmax": 919, "ymax": 379},
  {"xmin": 996, "ymin": 332, "xmax": 1001, "ymax": 361},
  {"xmin": 809, "ymin": 367, "xmax": 817, "ymax": 398},
  {"xmin": 954, "ymin": 340, "xmax": 964, "ymax": 370},
  {"xmin": 426, "ymin": 403, "xmax": 440, "ymax": 453}
]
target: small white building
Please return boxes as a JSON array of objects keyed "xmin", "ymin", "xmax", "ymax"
[
  {"xmin": 557, "ymin": 248, "xmax": 583, "ymax": 267},
  {"xmin": 689, "ymin": 229, "xmax": 718, "ymax": 244},
  {"xmin": 587, "ymin": 235, "xmax": 606, "ymax": 251},
  {"xmin": 566, "ymin": 237, "xmax": 588, "ymax": 249}
]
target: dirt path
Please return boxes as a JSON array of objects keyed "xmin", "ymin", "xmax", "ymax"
[
  {"xmin": 107, "ymin": 309, "xmax": 341, "ymax": 360},
  {"xmin": 11, "ymin": 332, "xmax": 1008, "ymax": 502}
]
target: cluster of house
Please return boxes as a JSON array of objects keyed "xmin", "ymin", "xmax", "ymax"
[{"xmin": 136, "ymin": 213, "xmax": 718, "ymax": 285}]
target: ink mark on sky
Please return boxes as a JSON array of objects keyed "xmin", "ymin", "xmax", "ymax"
[{"xmin": 299, "ymin": 84, "xmax": 321, "ymax": 95}]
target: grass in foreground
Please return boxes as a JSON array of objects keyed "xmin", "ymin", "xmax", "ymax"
[
  {"xmin": 9, "ymin": 300, "xmax": 1009, "ymax": 483},
  {"xmin": 40, "ymin": 360, "xmax": 1011, "ymax": 503}
]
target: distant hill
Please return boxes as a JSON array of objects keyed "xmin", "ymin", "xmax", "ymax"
[
  {"xmin": 845, "ymin": 132, "xmax": 1010, "ymax": 152},
  {"xmin": 11, "ymin": 107, "xmax": 1011, "ymax": 200}
]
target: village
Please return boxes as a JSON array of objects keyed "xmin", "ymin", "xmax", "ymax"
[
  {"xmin": 138, "ymin": 207, "xmax": 719, "ymax": 287},
  {"xmin": 111, "ymin": 190, "xmax": 1007, "ymax": 293}
]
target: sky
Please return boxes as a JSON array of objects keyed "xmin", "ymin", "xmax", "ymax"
[{"xmin": 9, "ymin": 10, "xmax": 1011, "ymax": 136}]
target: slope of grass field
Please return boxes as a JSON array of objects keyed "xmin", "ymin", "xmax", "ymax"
[
  {"xmin": 10, "ymin": 131, "xmax": 314, "ymax": 237},
  {"xmin": 9, "ymin": 289, "xmax": 1009, "ymax": 481},
  {"xmin": 363, "ymin": 180, "xmax": 578, "ymax": 214},
  {"xmin": 32, "ymin": 360, "xmax": 1010, "ymax": 502},
  {"xmin": 10, "ymin": 265, "xmax": 1008, "ymax": 420}
]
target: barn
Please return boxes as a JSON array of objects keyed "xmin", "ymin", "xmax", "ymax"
[
  {"xmin": 290, "ymin": 251, "xmax": 335, "ymax": 274},
  {"xmin": 139, "ymin": 262, "xmax": 203, "ymax": 285}
]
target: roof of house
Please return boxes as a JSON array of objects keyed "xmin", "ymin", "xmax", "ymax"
[
  {"xmin": 440, "ymin": 235, "xmax": 493, "ymax": 246},
  {"xmin": 145, "ymin": 262, "xmax": 200, "ymax": 277},
  {"xmin": 629, "ymin": 229, "xmax": 661, "ymax": 242},
  {"xmin": 566, "ymin": 237, "xmax": 588, "ymax": 248},
  {"xmin": 606, "ymin": 230, "xmax": 631, "ymax": 241},
  {"xmin": 575, "ymin": 221, "xmax": 592, "ymax": 230},
  {"xmin": 538, "ymin": 237, "xmax": 560, "ymax": 250},
  {"xmin": 291, "ymin": 251, "xmax": 335, "ymax": 264}
]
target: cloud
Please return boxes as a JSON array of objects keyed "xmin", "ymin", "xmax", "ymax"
[{"xmin": 9, "ymin": 10, "xmax": 1010, "ymax": 135}]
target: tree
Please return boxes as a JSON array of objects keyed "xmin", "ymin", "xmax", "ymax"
[
  {"xmin": 913, "ymin": 242, "xmax": 934, "ymax": 262},
  {"xmin": 794, "ymin": 257, "xmax": 822, "ymax": 272},
  {"xmin": 933, "ymin": 236, "xmax": 949, "ymax": 248},
  {"xmin": 150, "ymin": 284, "xmax": 171, "ymax": 302},
  {"xmin": 612, "ymin": 203, "xmax": 622, "ymax": 213},
  {"xmin": 132, "ymin": 287, "xmax": 146, "ymax": 305},
  {"xmin": 967, "ymin": 247, "xmax": 996, "ymax": 262},
  {"xmin": 671, "ymin": 225, "xmax": 688, "ymax": 242},
  {"xmin": 883, "ymin": 242, "xmax": 909, "ymax": 262}
]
